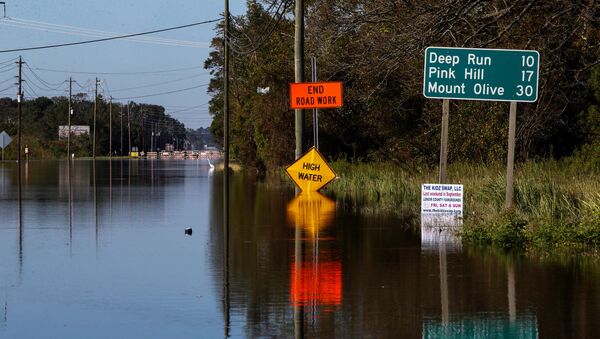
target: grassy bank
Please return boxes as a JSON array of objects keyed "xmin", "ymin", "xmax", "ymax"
[{"xmin": 325, "ymin": 157, "xmax": 600, "ymax": 256}]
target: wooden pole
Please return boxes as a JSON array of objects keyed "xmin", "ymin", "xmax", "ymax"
[
  {"xmin": 439, "ymin": 99, "xmax": 449, "ymax": 184},
  {"xmin": 311, "ymin": 56, "xmax": 319, "ymax": 149},
  {"xmin": 223, "ymin": 1, "xmax": 231, "ymax": 336},
  {"xmin": 68, "ymin": 77, "xmax": 72, "ymax": 160},
  {"xmin": 127, "ymin": 102, "xmax": 131, "ymax": 156},
  {"xmin": 294, "ymin": 0, "xmax": 305, "ymax": 158},
  {"xmin": 223, "ymin": 0, "xmax": 230, "ymax": 235},
  {"xmin": 109, "ymin": 97, "xmax": 112, "ymax": 158},
  {"xmin": 93, "ymin": 78, "xmax": 98, "ymax": 159},
  {"xmin": 505, "ymin": 101, "xmax": 517, "ymax": 209}
]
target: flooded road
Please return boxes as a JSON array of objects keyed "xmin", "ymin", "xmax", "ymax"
[{"xmin": 0, "ymin": 160, "xmax": 599, "ymax": 338}]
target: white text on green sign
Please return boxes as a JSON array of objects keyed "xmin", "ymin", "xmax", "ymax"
[{"xmin": 423, "ymin": 47, "xmax": 540, "ymax": 102}]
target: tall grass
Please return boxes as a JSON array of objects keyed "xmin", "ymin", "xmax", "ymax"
[{"xmin": 324, "ymin": 159, "xmax": 600, "ymax": 255}]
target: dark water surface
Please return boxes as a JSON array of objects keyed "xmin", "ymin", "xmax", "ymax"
[{"xmin": 0, "ymin": 160, "xmax": 598, "ymax": 338}]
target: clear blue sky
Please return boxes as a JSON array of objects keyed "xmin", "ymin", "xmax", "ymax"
[{"xmin": 0, "ymin": 0, "xmax": 247, "ymax": 129}]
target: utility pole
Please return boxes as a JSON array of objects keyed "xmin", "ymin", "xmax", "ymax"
[
  {"xmin": 109, "ymin": 97, "xmax": 112, "ymax": 158},
  {"xmin": 151, "ymin": 123, "xmax": 154, "ymax": 152},
  {"xmin": 93, "ymin": 77, "xmax": 99, "ymax": 159},
  {"xmin": 127, "ymin": 102, "xmax": 131, "ymax": 157},
  {"xmin": 68, "ymin": 77, "xmax": 72, "ymax": 160},
  {"xmin": 295, "ymin": 0, "xmax": 305, "ymax": 158},
  {"xmin": 17, "ymin": 57, "xmax": 22, "ymax": 164},
  {"xmin": 223, "ymin": 1, "xmax": 231, "ymax": 335},
  {"xmin": 224, "ymin": 0, "xmax": 230, "ymax": 174},
  {"xmin": 120, "ymin": 106, "xmax": 123, "ymax": 156},
  {"xmin": 140, "ymin": 106, "xmax": 145, "ymax": 152},
  {"xmin": 224, "ymin": 0, "xmax": 230, "ymax": 221},
  {"xmin": 311, "ymin": 56, "xmax": 319, "ymax": 149},
  {"xmin": 16, "ymin": 57, "xmax": 23, "ymax": 223}
]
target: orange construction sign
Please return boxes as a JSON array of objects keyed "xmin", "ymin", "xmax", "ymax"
[{"xmin": 290, "ymin": 82, "xmax": 343, "ymax": 109}]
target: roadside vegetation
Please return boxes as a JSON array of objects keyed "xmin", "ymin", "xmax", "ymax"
[
  {"xmin": 209, "ymin": 1, "xmax": 599, "ymax": 256},
  {"xmin": 325, "ymin": 146, "xmax": 600, "ymax": 256},
  {"xmin": 0, "ymin": 96, "xmax": 189, "ymax": 159}
]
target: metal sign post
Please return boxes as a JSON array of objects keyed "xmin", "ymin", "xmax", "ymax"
[
  {"xmin": 505, "ymin": 101, "xmax": 517, "ymax": 209},
  {"xmin": 311, "ymin": 56, "xmax": 319, "ymax": 149},
  {"xmin": 439, "ymin": 99, "xmax": 449, "ymax": 184}
]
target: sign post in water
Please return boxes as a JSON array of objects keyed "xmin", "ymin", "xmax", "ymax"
[{"xmin": 423, "ymin": 46, "xmax": 540, "ymax": 210}]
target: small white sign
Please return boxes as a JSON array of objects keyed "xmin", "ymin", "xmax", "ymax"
[{"xmin": 421, "ymin": 183, "xmax": 463, "ymax": 222}]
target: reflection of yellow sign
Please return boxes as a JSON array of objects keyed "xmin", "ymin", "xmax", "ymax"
[
  {"xmin": 287, "ymin": 192, "xmax": 336, "ymax": 233},
  {"xmin": 285, "ymin": 147, "xmax": 337, "ymax": 192}
]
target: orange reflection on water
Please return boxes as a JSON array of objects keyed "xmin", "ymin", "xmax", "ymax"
[
  {"xmin": 290, "ymin": 261, "xmax": 342, "ymax": 307},
  {"xmin": 286, "ymin": 192, "xmax": 336, "ymax": 234}
]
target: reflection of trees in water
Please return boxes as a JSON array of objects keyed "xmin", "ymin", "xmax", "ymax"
[
  {"xmin": 208, "ymin": 175, "xmax": 424, "ymax": 337},
  {"xmin": 206, "ymin": 175, "xmax": 600, "ymax": 338},
  {"xmin": 208, "ymin": 174, "xmax": 297, "ymax": 337},
  {"xmin": 422, "ymin": 247, "xmax": 600, "ymax": 338}
]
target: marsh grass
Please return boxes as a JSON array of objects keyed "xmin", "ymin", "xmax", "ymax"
[{"xmin": 325, "ymin": 159, "xmax": 600, "ymax": 255}]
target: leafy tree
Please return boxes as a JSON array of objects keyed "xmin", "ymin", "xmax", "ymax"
[{"xmin": 206, "ymin": 0, "xmax": 600, "ymax": 171}]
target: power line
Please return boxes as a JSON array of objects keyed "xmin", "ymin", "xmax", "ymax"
[
  {"xmin": 227, "ymin": 0, "xmax": 292, "ymax": 55},
  {"xmin": 1, "ymin": 17, "xmax": 211, "ymax": 48},
  {"xmin": 112, "ymin": 83, "xmax": 209, "ymax": 100},
  {"xmin": 24, "ymin": 63, "xmax": 66, "ymax": 88},
  {"xmin": 0, "ymin": 84, "xmax": 15, "ymax": 93},
  {"xmin": 0, "ymin": 18, "xmax": 220, "ymax": 53},
  {"xmin": 0, "ymin": 76, "xmax": 14, "ymax": 85},
  {"xmin": 73, "ymin": 80, "xmax": 92, "ymax": 90},
  {"xmin": 33, "ymin": 65, "xmax": 204, "ymax": 76},
  {"xmin": 0, "ymin": 57, "xmax": 19, "ymax": 65},
  {"xmin": 23, "ymin": 75, "xmax": 66, "ymax": 93},
  {"xmin": 107, "ymin": 74, "xmax": 206, "ymax": 92},
  {"xmin": 23, "ymin": 80, "xmax": 40, "ymax": 97},
  {"xmin": 167, "ymin": 103, "xmax": 210, "ymax": 114},
  {"xmin": 0, "ymin": 64, "xmax": 16, "ymax": 73}
]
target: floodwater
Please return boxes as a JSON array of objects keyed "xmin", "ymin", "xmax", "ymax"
[{"xmin": 0, "ymin": 160, "xmax": 599, "ymax": 338}]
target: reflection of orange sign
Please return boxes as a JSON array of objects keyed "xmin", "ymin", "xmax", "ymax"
[
  {"xmin": 290, "ymin": 82, "xmax": 343, "ymax": 109},
  {"xmin": 290, "ymin": 261, "xmax": 342, "ymax": 307},
  {"xmin": 287, "ymin": 192, "xmax": 336, "ymax": 233}
]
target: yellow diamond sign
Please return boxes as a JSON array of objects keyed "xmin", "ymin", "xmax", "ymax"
[{"xmin": 285, "ymin": 147, "xmax": 337, "ymax": 192}]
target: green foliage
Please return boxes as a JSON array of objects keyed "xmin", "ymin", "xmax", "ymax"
[
  {"xmin": 206, "ymin": 1, "xmax": 600, "ymax": 171},
  {"xmin": 0, "ymin": 96, "xmax": 186, "ymax": 159},
  {"xmin": 205, "ymin": 1, "xmax": 295, "ymax": 170},
  {"xmin": 462, "ymin": 211, "xmax": 527, "ymax": 250},
  {"xmin": 326, "ymin": 157, "xmax": 600, "ymax": 256}
]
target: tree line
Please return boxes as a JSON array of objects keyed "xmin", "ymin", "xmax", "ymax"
[
  {"xmin": 0, "ymin": 94, "xmax": 187, "ymax": 159},
  {"xmin": 205, "ymin": 0, "xmax": 600, "ymax": 172}
]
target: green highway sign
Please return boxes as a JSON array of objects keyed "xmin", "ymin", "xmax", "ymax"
[{"xmin": 423, "ymin": 47, "xmax": 540, "ymax": 102}]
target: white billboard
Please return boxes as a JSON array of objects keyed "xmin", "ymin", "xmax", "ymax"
[{"xmin": 58, "ymin": 126, "xmax": 90, "ymax": 138}]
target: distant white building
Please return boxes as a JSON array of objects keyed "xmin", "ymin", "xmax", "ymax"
[{"xmin": 58, "ymin": 126, "xmax": 90, "ymax": 138}]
